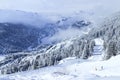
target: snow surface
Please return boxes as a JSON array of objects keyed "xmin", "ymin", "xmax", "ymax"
[
  {"xmin": 93, "ymin": 38, "xmax": 104, "ymax": 55},
  {"xmin": 1, "ymin": 55, "xmax": 120, "ymax": 80},
  {"xmin": 0, "ymin": 56, "xmax": 5, "ymax": 61},
  {"xmin": 0, "ymin": 38, "xmax": 119, "ymax": 80}
]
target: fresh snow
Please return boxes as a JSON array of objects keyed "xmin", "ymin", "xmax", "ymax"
[
  {"xmin": 0, "ymin": 56, "xmax": 5, "ymax": 61},
  {"xmin": 94, "ymin": 38, "xmax": 104, "ymax": 46},
  {"xmin": 93, "ymin": 38, "xmax": 104, "ymax": 55},
  {"xmin": 0, "ymin": 38, "xmax": 120, "ymax": 80}
]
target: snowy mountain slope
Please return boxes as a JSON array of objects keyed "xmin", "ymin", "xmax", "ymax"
[
  {"xmin": 1, "ymin": 10, "xmax": 120, "ymax": 76},
  {"xmin": 89, "ymin": 12, "xmax": 120, "ymax": 60},
  {"xmin": 1, "ymin": 56, "xmax": 120, "ymax": 80},
  {"xmin": 1, "ymin": 38, "xmax": 120, "ymax": 80},
  {"xmin": 0, "ymin": 36, "xmax": 96, "ymax": 74}
]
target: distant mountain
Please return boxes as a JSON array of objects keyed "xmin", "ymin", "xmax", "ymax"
[
  {"xmin": 0, "ymin": 10, "xmax": 92, "ymax": 54},
  {"xmin": 0, "ymin": 23, "xmax": 41, "ymax": 54}
]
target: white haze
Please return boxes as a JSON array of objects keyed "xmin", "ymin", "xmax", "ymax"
[
  {"xmin": 0, "ymin": 0, "xmax": 119, "ymax": 27},
  {"xmin": 0, "ymin": 0, "xmax": 120, "ymax": 24},
  {"xmin": 0, "ymin": 10, "xmax": 52, "ymax": 27},
  {"xmin": 0, "ymin": 0, "xmax": 120, "ymax": 16},
  {"xmin": 49, "ymin": 27, "xmax": 90, "ymax": 42}
]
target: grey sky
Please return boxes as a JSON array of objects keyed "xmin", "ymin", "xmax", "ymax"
[{"xmin": 0, "ymin": 0, "xmax": 120, "ymax": 15}]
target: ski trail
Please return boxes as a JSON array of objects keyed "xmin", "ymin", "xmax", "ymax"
[{"xmin": 89, "ymin": 38, "xmax": 104, "ymax": 61}]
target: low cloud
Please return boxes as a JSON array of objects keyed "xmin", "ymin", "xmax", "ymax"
[{"xmin": 49, "ymin": 27, "xmax": 89, "ymax": 42}]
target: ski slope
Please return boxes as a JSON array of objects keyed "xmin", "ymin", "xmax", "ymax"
[{"xmin": 0, "ymin": 38, "xmax": 120, "ymax": 80}]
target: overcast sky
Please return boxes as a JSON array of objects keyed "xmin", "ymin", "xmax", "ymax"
[{"xmin": 0, "ymin": 0, "xmax": 120, "ymax": 15}]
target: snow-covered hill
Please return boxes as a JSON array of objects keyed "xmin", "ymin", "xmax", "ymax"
[
  {"xmin": 0, "ymin": 38, "xmax": 120, "ymax": 80},
  {"xmin": 0, "ymin": 36, "xmax": 96, "ymax": 74},
  {"xmin": 89, "ymin": 11, "xmax": 120, "ymax": 60},
  {"xmin": 1, "ymin": 56, "xmax": 120, "ymax": 80}
]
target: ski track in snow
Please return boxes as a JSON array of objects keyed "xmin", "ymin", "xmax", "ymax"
[{"xmin": 0, "ymin": 38, "xmax": 120, "ymax": 80}]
